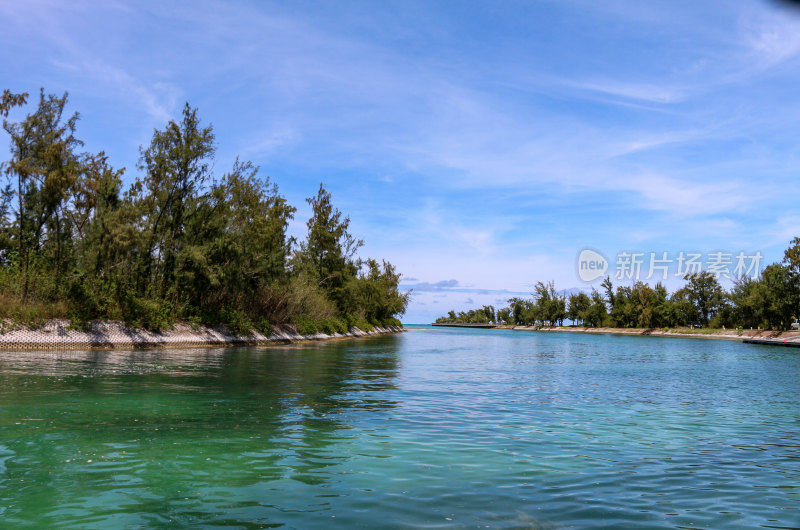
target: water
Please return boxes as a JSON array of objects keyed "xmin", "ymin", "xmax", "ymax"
[{"xmin": 1, "ymin": 326, "xmax": 799, "ymax": 528}]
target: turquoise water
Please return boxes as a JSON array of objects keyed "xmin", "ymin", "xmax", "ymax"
[{"xmin": 1, "ymin": 326, "xmax": 799, "ymax": 528}]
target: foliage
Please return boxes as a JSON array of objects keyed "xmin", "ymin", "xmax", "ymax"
[
  {"xmin": 383, "ymin": 317, "xmax": 403, "ymax": 327},
  {"xmin": 0, "ymin": 90, "xmax": 408, "ymax": 333},
  {"xmin": 295, "ymin": 184, "xmax": 362, "ymax": 313},
  {"xmin": 680, "ymin": 272, "xmax": 724, "ymax": 326},
  {"xmin": 355, "ymin": 319, "xmax": 374, "ymax": 332},
  {"xmin": 436, "ymin": 239, "xmax": 800, "ymax": 331},
  {"xmin": 220, "ymin": 308, "xmax": 254, "ymax": 337},
  {"xmin": 293, "ymin": 315, "xmax": 349, "ymax": 336},
  {"xmin": 584, "ymin": 289, "xmax": 608, "ymax": 327},
  {"xmin": 122, "ymin": 295, "xmax": 174, "ymax": 332},
  {"xmin": 0, "ymin": 90, "xmax": 28, "ymax": 118},
  {"xmin": 435, "ymin": 305, "xmax": 498, "ymax": 324},
  {"xmin": 3, "ymin": 90, "xmax": 83, "ymax": 302},
  {"xmin": 567, "ymin": 292, "xmax": 591, "ymax": 325},
  {"xmin": 532, "ymin": 281, "xmax": 566, "ymax": 326}
]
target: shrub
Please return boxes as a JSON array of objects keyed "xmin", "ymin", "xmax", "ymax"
[
  {"xmin": 294, "ymin": 315, "xmax": 319, "ymax": 335},
  {"xmin": 331, "ymin": 318, "xmax": 348, "ymax": 334},
  {"xmin": 313, "ymin": 318, "xmax": 344, "ymax": 335},
  {"xmin": 186, "ymin": 315, "xmax": 203, "ymax": 330},
  {"xmin": 123, "ymin": 296, "xmax": 173, "ymax": 332},
  {"xmin": 355, "ymin": 319, "xmax": 374, "ymax": 332},
  {"xmin": 221, "ymin": 308, "xmax": 254, "ymax": 336},
  {"xmin": 67, "ymin": 278, "xmax": 121, "ymax": 328},
  {"xmin": 342, "ymin": 313, "xmax": 357, "ymax": 331},
  {"xmin": 256, "ymin": 317, "xmax": 272, "ymax": 337},
  {"xmin": 257, "ymin": 277, "xmax": 338, "ymax": 325},
  {"xmin": 0, "ymin": 271, "xmax": 69, "ymax": 328},
  {"xmin": 318, "ymin": 318, "xmax": 334, "ymax": 334},
  {"xmin": 0, "ymin": 297, "xmax": 66, "ymax": 329}
]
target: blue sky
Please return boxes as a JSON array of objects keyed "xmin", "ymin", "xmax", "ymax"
[{"xmin": 2, "ymin": 0, "xmax": 799, "ymax": 323}]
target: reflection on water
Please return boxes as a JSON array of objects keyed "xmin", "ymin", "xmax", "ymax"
[
  {"xmin": 0, "ymin": 338, "xmax": 401, "ymax": 527},
  {"xmin": 1, "ymin": 328, "xmax": 799, "ymax": 528}
]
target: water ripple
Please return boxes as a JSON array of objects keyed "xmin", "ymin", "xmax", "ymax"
[{"xmin": 1, "ymin": 330, "xmax": 799, "ymax": 527}]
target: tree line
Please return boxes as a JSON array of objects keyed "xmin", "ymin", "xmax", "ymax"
[
  {"xmin": 436, "ymin": 239, "xmax": 800, "ymax": 331},
  {"xmin": 0, "ymin": 89, "xmax": 409, "ymax": 334}
]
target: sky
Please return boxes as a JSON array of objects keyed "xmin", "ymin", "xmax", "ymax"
[{"xmin": 1, "ymin": 0, "xmax": 799, "ymax": 323}]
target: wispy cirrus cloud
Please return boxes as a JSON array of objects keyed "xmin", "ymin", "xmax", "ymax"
[
  {"xmin": 0, "ymin": 0, "xmax": 179, "ymax": 124},
  {"xmin": 2, "ymin": 0, "xmax": 798, "ymax": 325},
  {"xmin": 739, "ymin": 7, "xmax": 800, "ymax": 71},
  {"xmin": 556, "ymin": 78, "xmax": 690, "ymax": 105},
  {"xmin": 400, "ymin": 279, "xmax": 530, "ymax": 297}
]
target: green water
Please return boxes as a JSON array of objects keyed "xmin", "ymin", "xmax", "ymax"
[{"xmin": 1, "ymin": 326, "xmax": 799, "ymax": 528}]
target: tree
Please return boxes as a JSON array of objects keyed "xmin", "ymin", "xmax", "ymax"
[
  {"xmin": 629, "ymin": 282, "xmax": 670, "ymax": 328},
  {"xmin": 532, "ymin": 281, "xmax": 551, "ymax": 324},
  {"xmin": 176, "ymin": 159, "xmax": 296, "ymax": 317},
  {"xmin": 497, "ymin": 307, "xmax": 511, "ymax": 324},
  {"xmin": 0, "ymin": 90, "xmax": 27, "ymax": 118},
  {"xmin": 297, "ymin": 184, "xmax": 363, "ymax": 313},
  {"xmin": 0, "ymin": 90, "xmax": 409, "ymax": 331},
  {"xmin": 584, "ymin": 288, "xmax": 607, "ymax": 327},
  {"xmin": 601, "ymin": 276, "xmax": 614, "ymax": 309},
  {"xmin": 784, "ymin": 236, "xmax": 800, "ymax": 276},
  {"xmin": 0, "ymin": 185, "xmax": 14, "ymax": 264},
  {"xmin": 0, "ymin": 89, "xmax": 29, "ymax": 267},
  {"xmin": 730, "ymin": 277, "xmax": 761, "ymax": 329},
  {"xmin": 3, "ymin": 90, "xmax": 83, "ymax": 300},
  {"xmin": 610, "ymin": 285, "xmax": 635, "ymax": 327},
  {"xmin": 548, "ymin": 284, "xmax": 567, "ymax": 326},
  {"xmin": 682, "ymin": 272, "xmax": 724, "ymax": 325},
  {"xmin": 72, "ymin": 152, "xmax": 130, "ymax": 277},
  {"xmin": 669, "ymin": 286, "xmax": 698, "ymax": 326},
  {"xmin": 345, "ymin": 259, "xmax": 409, "ymax": 324},
  {"xmin": 783, "ymin": 236, "xmax": 800, "ymax": 320},
  {"xmin": 567, "ymin": 292, "xmax": 591, "ymax": 325},
  {"xmin": 759, "ymin": 264, "xmax": 798, "ymax": 330},
  {"xmin": 132, "ymin": 102, "xmax": 215, "ymax": 299},
  {"xmin": 506, "ymin": 297, "xmax": 533, "ymax": 325}
]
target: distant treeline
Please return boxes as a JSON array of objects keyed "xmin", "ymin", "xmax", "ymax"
[
  {"xmin": 436, "ymin": 240, "xmax": 800, "ymax": 331},
  {"xmin": 0, "ymin": 89, "xmax": 408, "ymax": 334}
]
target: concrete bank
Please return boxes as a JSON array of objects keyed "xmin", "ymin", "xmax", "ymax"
[
  {"xmin": 0, "ymin": 319, "xmax": 405, "ymax": 351},
  {"xmin": 431, "ymin": 322, "xmax": 497, "ymax": 328},
  {"xmin": 495, "ymin": 325, "xmax": 800, "ymax": 346}
]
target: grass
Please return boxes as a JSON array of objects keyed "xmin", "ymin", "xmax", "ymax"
[
  {"xmin": 0, "ymin": 293, "xmax": 69, "ymax": 332},
  {"xmin": 0, "ymin": 287, "xmax": 402, "ymax": 337}
]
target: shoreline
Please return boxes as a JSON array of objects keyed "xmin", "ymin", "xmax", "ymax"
[
  {"xmin": 0, "ymin": 319, "xmax": 405, "ymax": 351},
  {"xmin": 493, "ymin": 324, "xmax": 800, "ymax": 345}
]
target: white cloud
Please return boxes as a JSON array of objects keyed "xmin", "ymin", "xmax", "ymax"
[
  {"xmin": 241, "ymin": 127, "xmax": 300, "ymax": 157},
  {"xmin": 607, "ymin": 173, "xmax": 753, "ymax": 217},
  {"xmin": 557, "ymin": 79, "xmax": 689, "ymax": 105},
  {"xmin": 739, "ymin": 8, "xmax": 800, "ymax": 71},
  {"xmin": 771, "ymin": 215, "xmax": 800, "ymax": 247},
  {"xmin": 3, "ymin": 0, "xmax": 798, "ymax": 325}
]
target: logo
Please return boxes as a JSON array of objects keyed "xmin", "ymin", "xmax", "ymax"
[{"xmin": 577, "ymin": 249, "xmax": 608, "ymax": 282}]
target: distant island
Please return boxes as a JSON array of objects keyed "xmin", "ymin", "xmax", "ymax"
[
  {"xmin": 435, "ymin": 238, "xmax": 800, "ymax": 332},
  {"xmin": 0, "ymin": 89, "xmax": 408, "ymax": 339}
]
